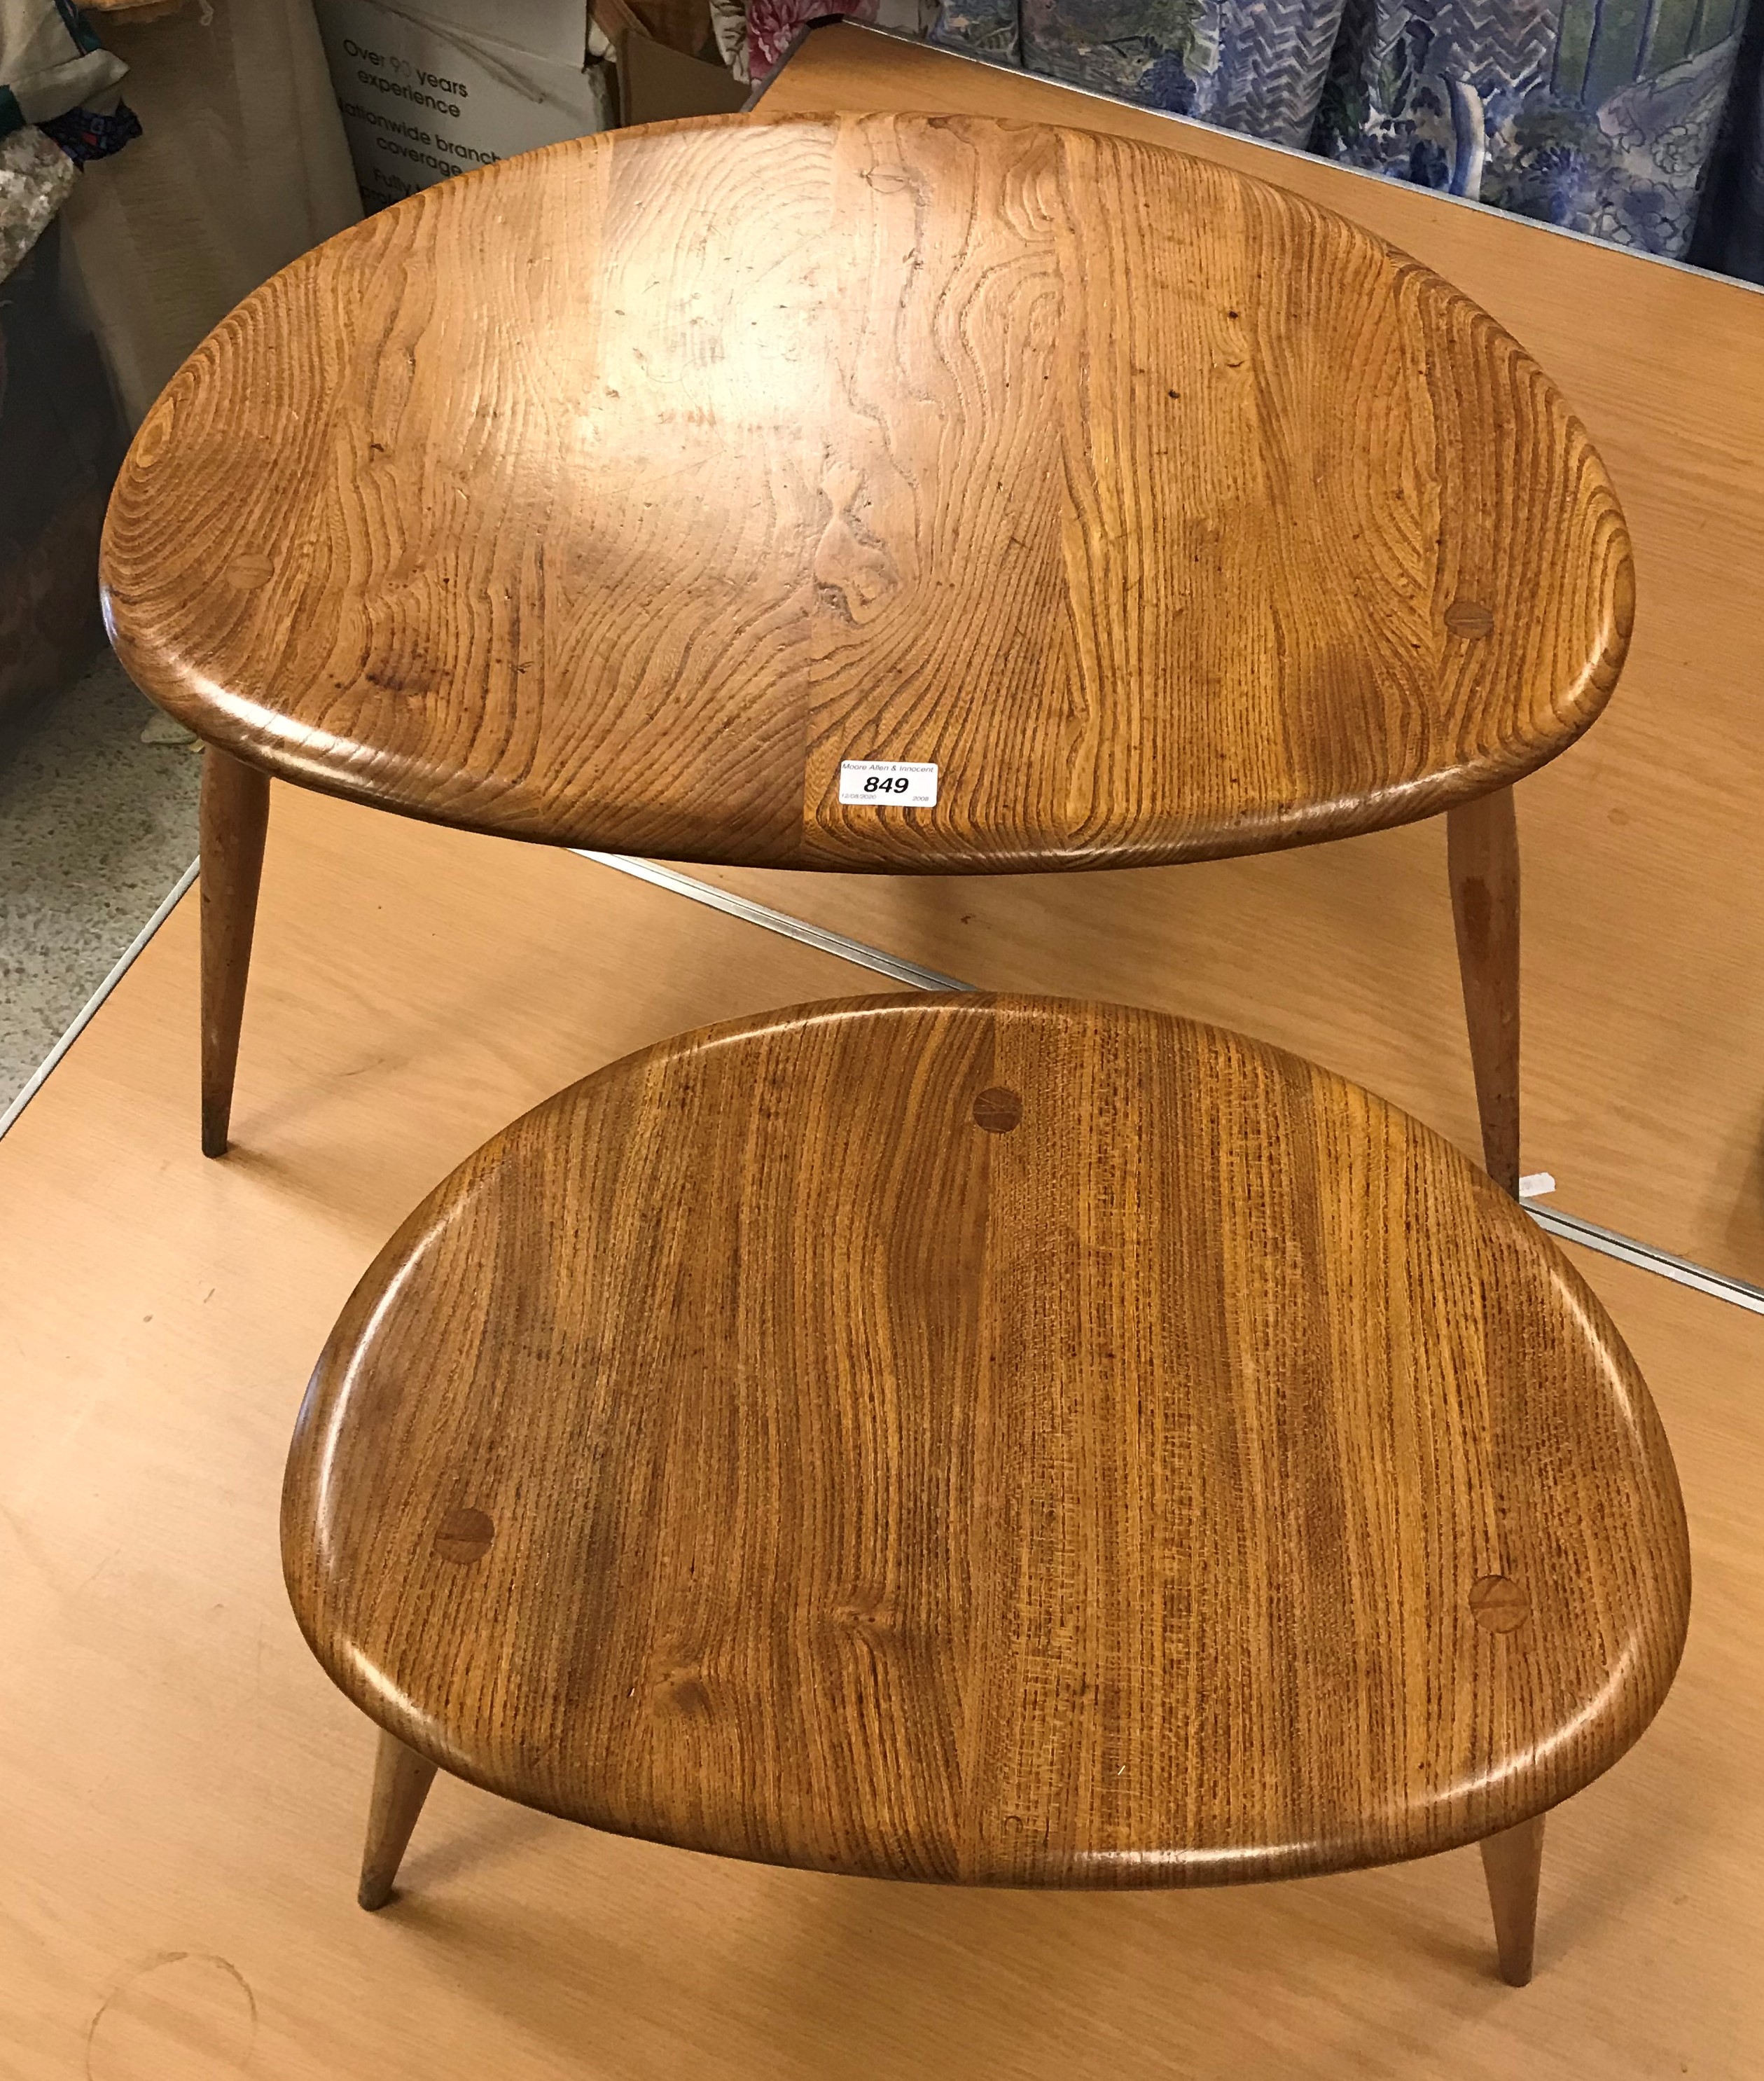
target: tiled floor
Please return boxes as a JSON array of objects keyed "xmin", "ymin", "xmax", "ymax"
[{"xmin": 0, "ymin": 646, "xmax": 200, "ymax": 1108}]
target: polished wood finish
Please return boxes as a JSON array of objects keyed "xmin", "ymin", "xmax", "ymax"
[
  {"xmin": 359, "ymin": 1731, "xmax": 438, "ymax": 1911},
  {"xmin": 284, "ymin": 993, "xmax": 1686, "ymax": 1911},
  {"xmin": 746, "ymin": 27, "xmax": 1764, "ymax": 1288},
  {"xmin": 1480, "ymin": 1815, "xmax": 1546, "ymax": 1987},
  {"xmin": 198, "ymin": 747, "xmax": 270, "ymax": 1159},
  {"xmin": 102, "ymin": 114, "xmax": 1627, "ymax": 873},
  {"xmin": 1447, "ymin": 787, "xmax": 1520, "ymax": 1195},
  {"xmin": 0, "ymin": 787, "xmax": 1749, "ymax": 2076}
]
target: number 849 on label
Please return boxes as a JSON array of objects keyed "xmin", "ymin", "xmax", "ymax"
[{"xmin": 838, "ymin": 760, "xmax": 939, "ymax": 808}]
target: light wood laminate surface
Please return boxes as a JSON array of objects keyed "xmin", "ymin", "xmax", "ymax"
[
  {"xmin": 0, "ymin": 789, "xmax": 1750, "ymax": 2076},
  {"xmin": 728, "ymin": 25, "xmax": 1764, "ymax": 1286}
]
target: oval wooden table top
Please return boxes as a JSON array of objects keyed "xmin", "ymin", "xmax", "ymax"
[
  {"xmin": 283, "ymin": 996, "xmax": 1688, "ymax": 1887},
  {"xmin": 104, "ymin": 114, "xmax": 1631, "ymax": 873}
]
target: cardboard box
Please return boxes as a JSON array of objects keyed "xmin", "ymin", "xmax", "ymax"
[
  {"xmin": 372, "ymin": 0, "xmax": 599, "ymax": 67},
  {"xmin": 396, "ymin": 0, "xmax": 726, "ymax": 69},
  {"xmin": 314, "ymin": 0, "xmax": 613, "ymax": 212},
  {"xmin": 596, "ymin": 0, "xmax": 724, "ymax": 62},
  {"xmin": 613, "ymin": 25, "xmax": 746, "ymax": 124}
]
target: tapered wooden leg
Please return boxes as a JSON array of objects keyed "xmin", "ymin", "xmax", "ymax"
[
  {"xmin": 1447, "ymin": 787, "xmax": 1520, "ymax": 1197},
  {"xmin": 1480, "ymin": 1813, "xmax": 1546, "ymax": 1986},
  {"xmin": 200, "ymin": 747, "xmax": 270, "ymax": 1159},
  {"xmin": 358, "ymin": 1729, "xmax": 438, "ymax": 1911}
]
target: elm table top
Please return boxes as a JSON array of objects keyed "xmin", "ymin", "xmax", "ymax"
[
  {"xmin": 102, "ymin": 113, "xmax": 1630, "ymax": 873},
  {"xmin": 282, "ymin": 995, "xmax": 1687, "ymax": 1886}
]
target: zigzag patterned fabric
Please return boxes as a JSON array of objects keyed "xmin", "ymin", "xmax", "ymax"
[{"xmin": 932, "ymin": 0, "xmax": 1760, "ymax": 270}]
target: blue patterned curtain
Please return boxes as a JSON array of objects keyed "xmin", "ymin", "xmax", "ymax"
[{"xmin": 932, "ymin": 0, "xmax": 1764, "ymax": 277}]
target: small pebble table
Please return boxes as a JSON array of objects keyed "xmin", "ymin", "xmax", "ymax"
[
  {"xmin": 99, "ymin": 113, "xmax": 1632, "ymax": 1191},
  {"xmin": 282, "ymin": 995, "xmax": 1687, "ymax": 1986}
]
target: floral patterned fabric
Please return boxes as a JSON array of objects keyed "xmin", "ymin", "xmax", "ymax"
[
  {"xmin": 921, "ymin": 0, "xmax": 1764, "ymax": 270},
  {"xmin": 712, "ymin": 0, "xmax": 874, "ymax": 83},
  {"xmin": 719, "ymin": 0, "xmax": 939, "ymax": 82},
  {"xmin": 1313, "ymin": 0, "xmax": 1744, "ymax": 253}
]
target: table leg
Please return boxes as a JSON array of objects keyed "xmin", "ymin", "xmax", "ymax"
[
  {"xmin": 1479, "ymin": 1812, "xmax": 1546, "ymax": 1985},
  {"xmin": 1447, "ymin": 787, "xmax": 1520, "ymax": 1197},
  {"xmin": 358, "ymin": 1728, "xmax": 438, "ymax": 1911},
  {"xmin": 200, "ymin": 748, "xmax": 270, "ymax": 1159}
]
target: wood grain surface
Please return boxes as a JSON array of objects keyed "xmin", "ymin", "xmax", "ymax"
[
  {"xmin": 729, "ymin": 27, "xmax": 1764, "ymax": 1294},
  {"xmin": 102, "ymin": 113, "xmax": 1629, "ymax": 871},
  {"xmin": 1447, "ymin": 785, "xmax": 1520, "ymax": 1194},
  {"xmin": 283, "ymin": 993, "xmax": 1687, "ymax": 1888},
  {"xmin": 199, "ymin": 747, "xmax": 270, "ymax": 1156},
  {"xmin": 0, "ymin": 787, "xmax": 1749, "ymax": 2077}
]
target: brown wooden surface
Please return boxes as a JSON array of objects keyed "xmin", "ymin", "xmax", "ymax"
[
  {"xmin": 102, "ymin": 111, "xmax": 1627, "ymax": 871},
  {"xmin": 359, "ymin": 1732, "xmax": 438, "ymax": 1912},
  {"xmin": 0, "ymin": 787, "xmax": 1752, "ymax": 2075},
  {"xmin": 284, "ymin": 991, "xmax": 1686, "ymax": 1888},
  {"xmin": 1447, "ymin": 786, "xmax": 1520, "ymax": 1196},
  {"xmin": 725, "ymin": 25, "xmax": 1764, "ymax": 1288},
  {"xmin": 1481, "ymin": 1816, "xmax": 1547, "ymax": 1986},
  {"xmin": 198, "ymin": 746, "xmax": 270, "ymax": 1158}
]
